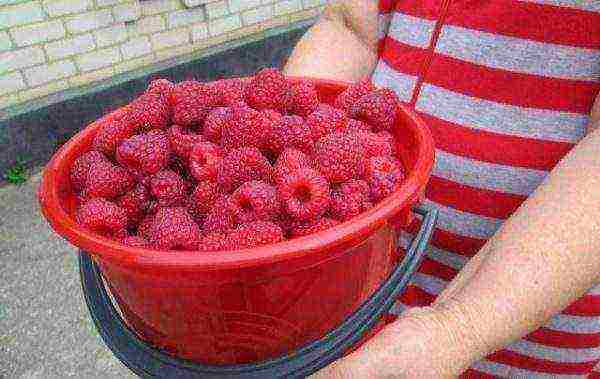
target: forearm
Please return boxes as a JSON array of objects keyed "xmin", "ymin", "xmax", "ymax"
[{"xmin": 283, "ymin": 1, "xmax": 378, "ymax": 82}]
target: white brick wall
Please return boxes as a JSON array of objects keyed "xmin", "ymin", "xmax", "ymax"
[
  {"xmin": 24, "ymin": 60, "xmax": 77, "ymax": 86},
  {"xmin": 141, "ymin": 0, "xmax": 181, "ymax": 16},
  {"xmin": 191, "ymin": 23, "xmax": 208, "ymax": 42},
  {"xmin": 43, "ymin": 0, "xmax": 93, "ymax": 17},
  {"xmin": 65, "ymin": 9, "xmax": 114, "ymax": 34},
  {"xmin": 151, "ymin": 28, "xmax": 190, "ymax": 50},
  {"xmin": 0, "ymin": 1, "xmax": 46, "ymax": 28},
  {"xmin": 0, "ymin": 31, "xmax": 13, "ymax": 52},
  {"xmin": 209, "ymin": 14, "xmax": 242, "ymax": 36},
  {"xmin": 167, "ymin": 8, "xmax": 206, "ymax": 28},
  {"xmin": 120, "ymin": 36, "xmax": 151, "ymax": 59},
  {"xmin": 76, "ymin": 46, "xmax": 121, "ymax": 71},
  {"xmin": 113, "ymin": 2, "xmax": 141, "ymax": 23},
  {"xmin": 0, "ymin": 71, "xmax": 26, "ymax": 95},
  {"xmin": 45, "ymin": 33, "xmax": 96, "ymax": 60},
  {"xmin": 1, "ymin": 46, "xmax": 45, "ymax": 72},
  {"xmin": 229, "ymin": 0, "xmax": 261, "ymax": 13},
  {"xmin": 10, "ymin": 20, "xmax": 66, "ymax": 47},
  {"xmin": 274, "ymin": 0, "xmax": 302, "ymax": 16},
  {"xmin": 205, "ymin": 1, "xmax": 229, "ymax": 19},
  {"xmin": 95, "ymin": 24, "xmax": 128, "ymax": 48},
  {"xmin": 242, "ymin": 5, "xmax": 273, "ymax": 25},
  {"xmin": 132, "ymin": 15, "xmax": 166, "ymax": 35}
]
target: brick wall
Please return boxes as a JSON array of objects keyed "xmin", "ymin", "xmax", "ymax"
[{"xmin": 0, "ymin": 0, "xmax": 325, "ymax": 111}]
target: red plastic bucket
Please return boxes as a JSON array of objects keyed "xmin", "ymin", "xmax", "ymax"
[{"xmin": 39, "ymin": 78, "xmax": 435, "ymax": 365}]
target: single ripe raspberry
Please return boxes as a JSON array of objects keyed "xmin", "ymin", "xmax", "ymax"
[
  {"xmin": 83, "ymin": 160, "xmax": 135, "ymax": 200},
  {"xmin": 221, "ymin": 105, "xmax": 268, "ymax": 150},
  {"xmin": 172, "ymin": 81, "xmax": 220, "ymax": 128},
  {"xmin": 244, "ymin": 68, "xmax": 291, "ymax": 112},
  {"xmin": 168, "ymin": 124, "xmax": 205, "ymax": 160},
  {"xmin": 203, "ymin": 107, "xmax": 232, "ymax": 144},
  {"xmin": 150, "ymin": 169, "xmax": 187, "ymax": 207},
  {"xmin": 116, "ymin": 130, "xmax": 171, "ymax": 177},
  {"xmin": 137, "ymin": 214, "xmax": 155, "ymax": 240},
  {"xmin": 362, "ymin": 156, "xmax": 406, "ymax": 202},
  {"xmin": 272, "ymin": 148, "xmax": 312, "ymax": 185},
  {"xmin": 117, "ymin": 183, "xmax": 151, "ymax": 227},
  {"xmin": 266, "ymin": 115, "xmax": 313, "ymax": 155},
  {"xmin": 313, "ymin": 131, "xmax": 363, "ymax": 183},
  {"xmin": 146, "ymin": 78, "xmax": 175, "ymax": 107},
  {"xmin": 231, "ymin": 181, "xmax": 281, "ymax": 224},
  {"xmin": 211, "ymin": 78, "xmax": 246, "ymax": 106},
  {"xmin": 345, "ymin": 119, "xmax": 372, "ymax": 132},
  {"xmin": 291, "ymin": 217, "xmax": 340, "ymax": 238},
  {"xmin": 202, "ymin": 195, "xmax": 237, "ymax": 234},
  {"xmin": 189, "ymin": 142, "xmax": 223, "ymax": 182},
  {"xmin": 277, "ymin": 168, "xmax": 331, "ymax": 222},
  {"xmin": 350, "ymin": 129, "xmax": 395, "ymax": 158},
  {"xmin": 334, "ymin": 78, "xmax": 376, "ymax": 114},
  {"xmin": 197, "ymin": 232, "xmax": 230, "ymax": 252},
  {"xmin": 129, "ymin": 90, "xmax": 171, "ymax": 131},
  {"xmin": 187, "ymin": 180, "xmax": 220, "ymax": 221},
  {"xmin": 121, "ymin": 236, "xmax": 150, "ymax": 248},
  {"xmin": 217, "ymin": 147, "xmax": 273, "ymax": 193},
  {"xmin": 149, "ymin": 207, "xmax": 202, "ymax": 250},
  {"xmin": 76, "ymin": 198, "xmax": 128, "ymax": 239},
  {"xmin": 289, "ymin": 81, "xmax": 319, "ymax": 117},
  {"xmin": 92, "ymin": 110, "xmax": 139, "ymax": 157},
  {"xmin": 330, "ymin": 179, "xmax": 372, "ymax": 221},
  {"xmin": 305, "ymin": 104, "xmax": 348, "ymax": 141},
  {"xmin": 227, "ymin": 221, "xmax": 284, "ymax": 250},
  {"xmin": 70, "ymin": 151, "xmax": 108, "ymax": 192},
  {"xmin": 352, "ymin": 88, "xmax": 399, "ymax": 132}
]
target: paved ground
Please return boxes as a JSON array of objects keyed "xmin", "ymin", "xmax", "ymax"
[{"xmin": 0, "ymin": 172, "xmax": 136, "ymax": 378}]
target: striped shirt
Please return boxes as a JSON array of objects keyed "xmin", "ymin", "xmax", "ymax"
[{"xmin": 373, "ymin": 0, "xmax": 600, "ymax": 377}]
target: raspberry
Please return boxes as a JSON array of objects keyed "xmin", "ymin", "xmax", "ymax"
[
  {"xmin": 227, "ymin": 221, "xmax": 284, "ymax": 250},
  {"xmin": 330, "ymin": 180, "xmax": 372, "ymax": 221},
  {"xmin": 352, "ymin": 88, "xmax": 399, "ymax": 132},
  {"xmin": 168, "ymin": 124, "xmax": 205, "ymax": 160},
  {"xmin": 244, "ymin": 68, "xmax": 291, "ymax": 112},
  {"xmin": 313, "ymin": 131, "xmax": 363, "ymax": 183},
  {"xmin": 129, "ymin": 90, "xmax": 171, "ymax": 131},
  {"xmin": 289, "ymin": 81, "xmax": 319, "ymax": 117},
  {"xmin": 197, "ymin": 232, "xmax": 230, "ymax": 252},
  {"xmin": 277, "ymin": 168, "xmax": 330, "ymax": 221},
  {"xmin": 137, "ymin": 214, "xmax": 155, "ymax": 240},
  {"xmin": 117, "ymin": 183, "xmax": 151, "ymax": 226},
  {"xmin": 217, "ymin": 147, "xmax": 272, "ymax": 193},
  {"xmin": 203, "ymin": 107, "xmax": 232, "ymax": 144},
  {"xmin": 76, "ymin": 198, "xmax": 128, "ymax": 239},
  {"xmin": 362, "ymin": 156, "xmax": 406, "ymax": 202},
  {"xmin": 265, "ymin": 115, "xmax": 313, "ymax": 155},
  {"xmin": 272, "ymin": 148, "xmax": 312, "ymax": 185},
  {"xmin": 345, "ymin": 118, "xmax": 372, "ymax": 132},
  {"xmin": 305, "ymin": 104, "xmax": 348, "ymax": 141},
  {"xmin": 150, "ymin": 169, "xmax": 187, "ymax": 207},
  {"xmin": 121, "ymin": 236, "xmax": 150, "ymax": 248},
  {"xmin": 202, "ymin": 195, "xmax": 237, "ymax": 234},
  {"xmin": 291, "ymin": 217, "xmax": 340, "ymax": 238},
  {"xmin": 83, "ymin": 160, "xmax": 135, "ymax": 200},
  {"xmin": 147, "ymin": 78, "xmax": 175, "ymax": 104},
  {"xmin": 211, "ymin": 78, "xmax": 246, "ymax": 106},
  {"xmin": 221, "ymin": 106, "xmax": 268, "ymax": 150},
  {"xmin": 334, "ymin": 78, "xmax": 376, "ymax": 114},
  {"xmin": 172, "ymin": 81, "xmax": 220, "ymax": 128},
  {"xmin": 116, "ymin": 130, "xmax": 171, "ymax": 176},
  {"xmin": 189, "ymin": 142, "xmax": 223, "ymax": 182},
  {"xmin": 70, "ymin": 151, "xmax": 107, "ymax": 192},
  {"xmin": 187, "ymin": 180, "xmax": 220, "ymax": 221},
  {"xmin": 149, "ymin": 207, "xmax": 202, "ymax": 250},
  {"xmin": 231, "ymin": 181, "xmax": 281, "ymax": 224},
  {"xmin": 92, "ymin": 110, "xmax": 139, "ymax": 157},
  {"xmin": 350, "ymin": 129, "xmax": 395, "ymax": 158}
]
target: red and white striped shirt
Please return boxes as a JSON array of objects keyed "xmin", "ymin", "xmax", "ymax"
[{"xmin": 373, "ymin": 0, "xmax": 600, "ymax": 377}]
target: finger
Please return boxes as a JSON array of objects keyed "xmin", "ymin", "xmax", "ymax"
[{"xmin": 588, "ymin": 94, "xmax": 599, "ymax": 134}]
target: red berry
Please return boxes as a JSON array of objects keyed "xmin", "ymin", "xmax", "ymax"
[
  {"xmin": 116, "ymin": 130, "xmax": 171, "ymax": 176},
  {"xmin": 189, "ymin": 142, "xmax": 223, "ymax": 182},
  {"xmin": 330, "ymin": 180, "xmax": 372, "ymax": 221},
  {"xmin": 197, "ymin": 232, "xmax": 230, "ymax": 252},
  {"xmin": 352, "ymin": 88, "xmax": 399, "ymax": 131},
  {"xmin": 305, "ymin": 104, "xmax": 348, "ymax": 141},
  {"xmin": 272, "ymin": 148, "xmax": 312, "ymax": 185},
  {"xmin": 129, "ymin": 90, "xmax": 171, "ymax": 131},
  {"xmin": 117, "ymin": 183, "xmax": 151, "ymax": 226},
  {"xmin": 150, "ymin": 169, "xmax": 187, "ymax": 207},
  {"xmin": 362, "ymin": 156, "xmax": 406, "ymax": 202},
  {"xmin": 146, "ymin": 78, "xmax": 175, "ymax": 102},
  {"xmin": 313, "ymin": 132, "xmax": 363, "ymax": 183},
  {"xmin": 217, "ymin": 147, "xmax": 272, "ymax": 193},
  {"xmin": 203, "ymin": 107, "xmax": 232, "ymax": 144},
  {"xmin": 70, "ymin": 151, "xmax": 108, "ymax": 193},
  {"xmin": 168, "ymin": 124, "xmax": 205, "ymax": 160},
  {"xmin": 76, "ymin": 198, "xmax": 128, "ymax": 239},
  {"xmin": 266, "ymin": 115, "xmax": 313, "ymax": 155},
  {"xmin": 291, "ymin": 217, "xmax": 340, "ymax": 238},
  {"xmin": 289, "ymin": 81, "xmax": 319, "ymax": 117},
  {"xmin": 172, "ymin": 81, "xmax": 220, "ymax": 128},
  {"xmin": 221, "ymin": 106, "xmax": 268, "ymax": 150},
  {"xmin": 211, "ymin": 78, "xmax": 246, "ymax": 106},
  {"xmin": 227, "ymin": 221, "xmax": 284, "ymax": 250},
  {"xmin": 277, "ymin": 168, "xmax": 330, "ymax": 222},
  {"xmin": 345, "ymin": 118, "xmax": 372, "ymax": 132},
  {"xmin": 92, "ymin": 110, "xmax": 139, "ymax": 157},
  {"xmin": 83, "ymin": 160, "xmax": 135, "ymax": 199},
  {"xmin": 231, "ymin": 181, "xmax": 281, "ymax": 224},
  {"xmin": 351, "ymin": 129, "xmax": 395, "ymax": 158},
  {"xmin": 202, "ymin": 195, "xmax": 237, "ymax": 234},
  {"xmin": 121, "ymin": 236, "xmax": 150, "ymax": 248},
  {"xmin": 187, "ymin": 180, "xmax": 220, "ymax": 221},
  {"xmin": 149, "ymin": 207, "xmax": 202, "ymax": 250},
  {"xmin": 137, "ymin": 214, "xmax": 155, "ymax": 240},
  {"xmin": 244, "ymin": 68, "xmax": 291, "ymax": 112},
  {"xmin": 334, "ymin": 78, "xmax": 375, "ymax": 114}
]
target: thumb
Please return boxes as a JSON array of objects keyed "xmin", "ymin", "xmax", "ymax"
[{"xmin": 588, "ymin": 94, "xmax": 600, "ymax": 134}]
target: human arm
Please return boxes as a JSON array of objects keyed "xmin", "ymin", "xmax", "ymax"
[{"xmin": 283, "ymin": 0, "xmax": 379, "ymax": 82}]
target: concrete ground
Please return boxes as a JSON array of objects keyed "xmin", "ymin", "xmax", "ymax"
[{"xmin": 0, "ymin": 172, "xmax": 136, "ymax": 378}]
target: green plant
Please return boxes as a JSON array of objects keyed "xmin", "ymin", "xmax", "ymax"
[{"xmin": 4, "ymin": 157, "xmax": 28, "ymax": 185}]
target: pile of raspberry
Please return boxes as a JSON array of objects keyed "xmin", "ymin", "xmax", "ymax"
[{"xmin": 72, "ymin": 68, "xmax": 406, "ymax": 252}]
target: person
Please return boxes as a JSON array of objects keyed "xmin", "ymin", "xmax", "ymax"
[{"xmin": 283, "ymin": 1, "xmax": 600, "ymax": 377}]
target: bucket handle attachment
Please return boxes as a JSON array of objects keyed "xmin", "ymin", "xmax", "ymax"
[{"xmin": 79, "ymin": 205, "xmax": 438, "ymax": 378}]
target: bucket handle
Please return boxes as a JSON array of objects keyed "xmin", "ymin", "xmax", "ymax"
[{"xmin": 79, "ymin": 205, "xmax": 438, "ymax": 378}]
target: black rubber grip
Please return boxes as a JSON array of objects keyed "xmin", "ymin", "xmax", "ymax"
[{"xmin": 79, "ymin": 205, "xmax": 438, "ymax": 378}]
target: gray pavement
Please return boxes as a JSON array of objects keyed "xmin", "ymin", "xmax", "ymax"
[{"xmin": 0, "ymin": 172, "xmax": 136, "ymax": 378}]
